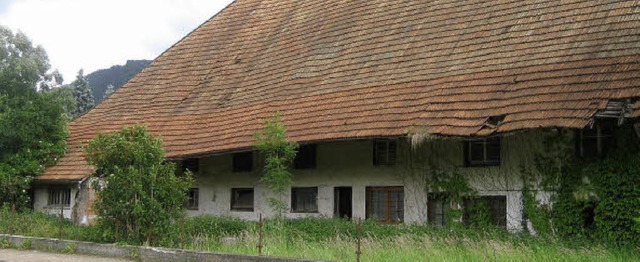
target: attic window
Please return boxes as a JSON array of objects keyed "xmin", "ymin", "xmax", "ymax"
[
  {"xmin": 577, "ymin": 120, "xmax": 614, "ymax": 159},
  {"xmin": 183, "ymin": 158, "xmax": 199, "ymax": 173},
  {"xmin": 464, "ymin": 137, "xmax": 501, "ymax": 167},
  {"xmin": 232, "ymin": 152, "xmax": 253, "ymax": 172},
  {"xmin": 373, "ymin": 139, "xmax": 397, "ymax": 166},
  {"xmin": 294, "ymin": 144, "xmax": 317, "ymax": 169}
]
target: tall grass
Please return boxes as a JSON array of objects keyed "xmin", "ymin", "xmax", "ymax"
[{"xmin": 1, "ymin": 207, "xmax": 638, "ymax": 261}]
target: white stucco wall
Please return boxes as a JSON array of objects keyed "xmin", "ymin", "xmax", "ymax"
[{"xmin": 187, "ymin": 130, "xmax": 548, "ymax": 231}]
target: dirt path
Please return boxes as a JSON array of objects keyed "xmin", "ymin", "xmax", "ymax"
[{"xmin": 0, "ymin": 249, "xmax": 131, "ymax": 262}]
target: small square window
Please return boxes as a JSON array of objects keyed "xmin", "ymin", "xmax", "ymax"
[
  {"xmin": 233, "ymin": 152, "xmax": 253, "ymax": 172},
  {"xmin": 373, "ymin": 139, "xmax": 397, "ymax": 166},
  {"xmin": 464, "ymin": 137, "xmax": 500, "ymax": 167},
  {"xmin": 231, "ymin": 188, "xmax": 254, "ymax": 212},
  {"xmin": 577, "ymin": 120, "xmax": 614, "ymax": 159},
  {"xmin": 183, "ymin": 158, "xmax": 199, "ymax": 173},
  {"xmin": 462, "ymin": 196, "xmax": 507, "ymax": 228},
  {"xmin": 291, "ymin": 187, "xmax": 318, "ymax": 213},
  {"xmin": 48, "ymin": 188, "xmax": 71, "ymax": 207},
  {"xmin": 185, "ymin": 188, "xmax": 199, "ymax": 210},
  {"xmin": 366, "ymin": 186, "xmax": 404, "ymax": 223},
  {"xmin": 294, "ymin": 144, "xmax": 317, "ymax": 169}
]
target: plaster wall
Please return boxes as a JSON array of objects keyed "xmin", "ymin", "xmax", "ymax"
[{"xmin": 188, "ymin": 130, "xmax": 547, "ymax": 231}]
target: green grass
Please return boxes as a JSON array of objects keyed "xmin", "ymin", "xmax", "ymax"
[{"xmin": 1, "ymin": 207, "xmax": 639, "ymax": 261}]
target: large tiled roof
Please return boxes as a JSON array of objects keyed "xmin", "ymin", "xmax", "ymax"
[{"xmin": 41, "ymin": 0, "xmax": 640, "ymax": 180}]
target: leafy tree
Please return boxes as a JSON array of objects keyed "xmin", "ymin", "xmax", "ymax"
[
  {"xmin": 0, "ymin": 26, "xmax": 68, "ymax": 208},
  {"xmin": 70, "ymin": 69, "xmax": 95, "ymax": 118},
  {"xmin": 85, "ymin": 125, "xmax": 192, "ymax": 245},
  {"xmin": 254, "ymin": 111, "xmax": 298, "ymax": 214}
]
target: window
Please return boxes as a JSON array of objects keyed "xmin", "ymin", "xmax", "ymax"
[
  {"xmin": 464, "ymin": 137, "xmax": 500, "ymax": 166},
  {"xmin": 183, "ymin": 158, "xmax": 199, "ymax": 173},
  {"xmin": 233, "ymin": 152, "xmax": 253, "ymax": 172},
  {"xmin": 48, "ymin": 188, "xmax": 71, "ymax": 207},
  {"xmin": 230, "ymin": 188, "xmax": 254, "ymax": 211},
  {"xmin": 294, "ymin": 144, "xmax": 317, "ymax": 169},
  {"xmin": 366, "ymin": 187, "xmax": 404, "ymax": 223},
  {"xmin": 577, "ymin": 121, "xmax": 614, "ymax": 158},
  {"xmin": 462, "ymin": 196, "xmax": 507, "ymax": 228},
  {"xmin": 291, "ymin": 187, "xmax": 318, "ymax": 213},
  {"xmin": 427, "ymin": 193, "xmax": 449, "ymax": 226},
  {"xmin": 373, "ymin": 139, "xmax": 397, "ymax": 166},
  {"xmin": 185, "ymin": 188, "xmax": 199, "ymax": 210}
]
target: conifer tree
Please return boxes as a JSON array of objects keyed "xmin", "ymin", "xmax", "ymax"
[{"xmin": 71, "ymin": 69, "xmax": 95, "ymax": 117}]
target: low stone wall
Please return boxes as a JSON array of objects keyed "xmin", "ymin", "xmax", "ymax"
[{"xmin": 0, "ymin": 234, "xmax": 325, "ymax": 262}]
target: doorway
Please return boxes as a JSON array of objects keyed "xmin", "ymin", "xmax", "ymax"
[{"xmin": 334, "ymin": 187, "xmax": 352, "ymax": 219}]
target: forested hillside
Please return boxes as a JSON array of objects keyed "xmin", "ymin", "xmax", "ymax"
[{"xmin": 87, "ymin": 60, "xmax": 151, "ymax": 102}]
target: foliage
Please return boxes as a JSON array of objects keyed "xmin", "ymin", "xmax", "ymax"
[
  {"xmin": 103, "ymin": 84, "xmax": 115, "ymax": 100},
  {"xmin": 2, "ymin": 209, "xmax": 639, "ymax": 261},
  {"xmin": 534, "ymin": 124, "xmax": 640, "ymax": 246},
  {"xmin": 0, "ymin": 26, "xmax": 68, "ymax": 208},
  {"xmin": 253, "ymin": 111, "xmax": 299, "ymax": 214},
  {"xmin": 0, "ymin": 25, "xmax": 62, "ymax": 91},
  {"xmin": 70, "ymin": 69, "xmax": 95, "ymax": 118},
  {"xmin": 85, "ymin": 125, "xmax": 192, "ymax": 245}
]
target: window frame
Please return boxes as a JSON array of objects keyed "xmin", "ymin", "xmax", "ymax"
[
  {"xmin": 185, "ymin": 188, "xmax": 199, "ymax": 210},
  {"xmin": 576, "ymin": 121, "xmax": 614, "ymax": 159},
  {"xmin": 373, "ymin": 139, "xmax": 397, "ymax": 166},
  {"xmin": 462, "ymin": 195, "xmax": 507, "ymax": 228},
  {"xmin": 464, "ymin": 137, "xmax": 501, "ymax": 167},
  {"xmin": 230, "ymin": 188, "xmax": 255, "ymax": 212},
  {"xmin": 47, "ymin": 188, "xmax": 71, "ymax": 207},
  {"xmin": 232, "ymin": 152, "xmax": 254, "ymax": 173},
  {"xmin": 365, "ymin": 186, "xmax": 404, "ymax": 224},
  {"xmin": 427, "ymin": 193, "xmax": 449, "ymax": 226},
  {"xmin": 291, "ymin": 187, "xmax": 318, "ymax": 213}
]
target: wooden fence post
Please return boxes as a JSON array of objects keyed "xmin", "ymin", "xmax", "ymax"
[
  {"xmin": 257, "ymin": 214, "xmax": 263, "ymax": 255},
  {"xmin": 356, "ymin": 218, "xmax": 362, "ymax": 262},
  {"xmin": 59, "ymin": 202, "xmax": 64, "ymax": 239},
  {"xmin": 10, "ymin": 203, "xmax": 15, "ymax": 235},
  {"xmin": 181, "ymin": 213, "xmax": 185, "ymax": 249}
]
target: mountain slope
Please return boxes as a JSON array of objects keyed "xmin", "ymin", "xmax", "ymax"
[{"xmin": 86, "ymin": 60, "xmax": 151, "ymax": 102}]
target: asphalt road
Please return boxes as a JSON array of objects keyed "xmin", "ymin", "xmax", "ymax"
[{"xmin": 0, "ymin": 249, "xmax": 131, "ymax": 262}]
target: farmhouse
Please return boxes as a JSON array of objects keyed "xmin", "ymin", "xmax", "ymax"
[{"xmin": 35, "ymin": 0, "xmax": 640, "ymax": 231}]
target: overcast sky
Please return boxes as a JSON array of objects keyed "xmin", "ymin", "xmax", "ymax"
[{"xmin": 0, "ymin": 0, "xmax": 234, "ymax": 83}]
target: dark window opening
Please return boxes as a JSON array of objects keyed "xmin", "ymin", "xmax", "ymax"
[
  {"xmin": 231, "ymin": 188, "xmax": 254, "ymax": 212},
  {"xmin": 366, "ymin": 186, "xmax": 404, "ymax": 223},
  {"xmin": 577, "ymin": 120, "xmax": 614, "ymax": 159},
  {"xmin": 462, "ymin": 196, "xmax": 507, "ymax": 228},
  {"xmin": 183, "ymin": 158, "xmax": 199, "ymax": 173},
  {"xmin": 373, "ymin": 139, "xmax": 397, "ymax": 166},
  {"xmin": 294, "ymin": 144, "xmax": 317, "ymax": 169},
  {"xmin": 464, "ymin": 137, "xmax": 501, "ymax": 167},
  {"xmin": 233, "ymin": 152, "xmax": 253, "ymax": 172},
  {"xmin": 291, "ymin": 187, "xmax": 318, "ymax": 213},
  {"xmin": 427, "ymin": 193, "xmax": 449, "ymax": 226},
  {"xmin": 582, "ymin": 202, "xmax": 597, "ymax": 230},
  {"xmin": 48, "ymin": 188, "xmax": 71, "ymax": 207},
  {"xmin": 185, "ymin": 188, "xmax": 199, "ymax": 210},
  {"xmin": 334, "ymin": 187, "xmax": 352, "ymax": 219}
]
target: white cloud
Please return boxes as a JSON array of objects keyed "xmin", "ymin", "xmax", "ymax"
[{"xmin": 0, "ymin": 0, "xmax": 234, "ymax": 83}]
